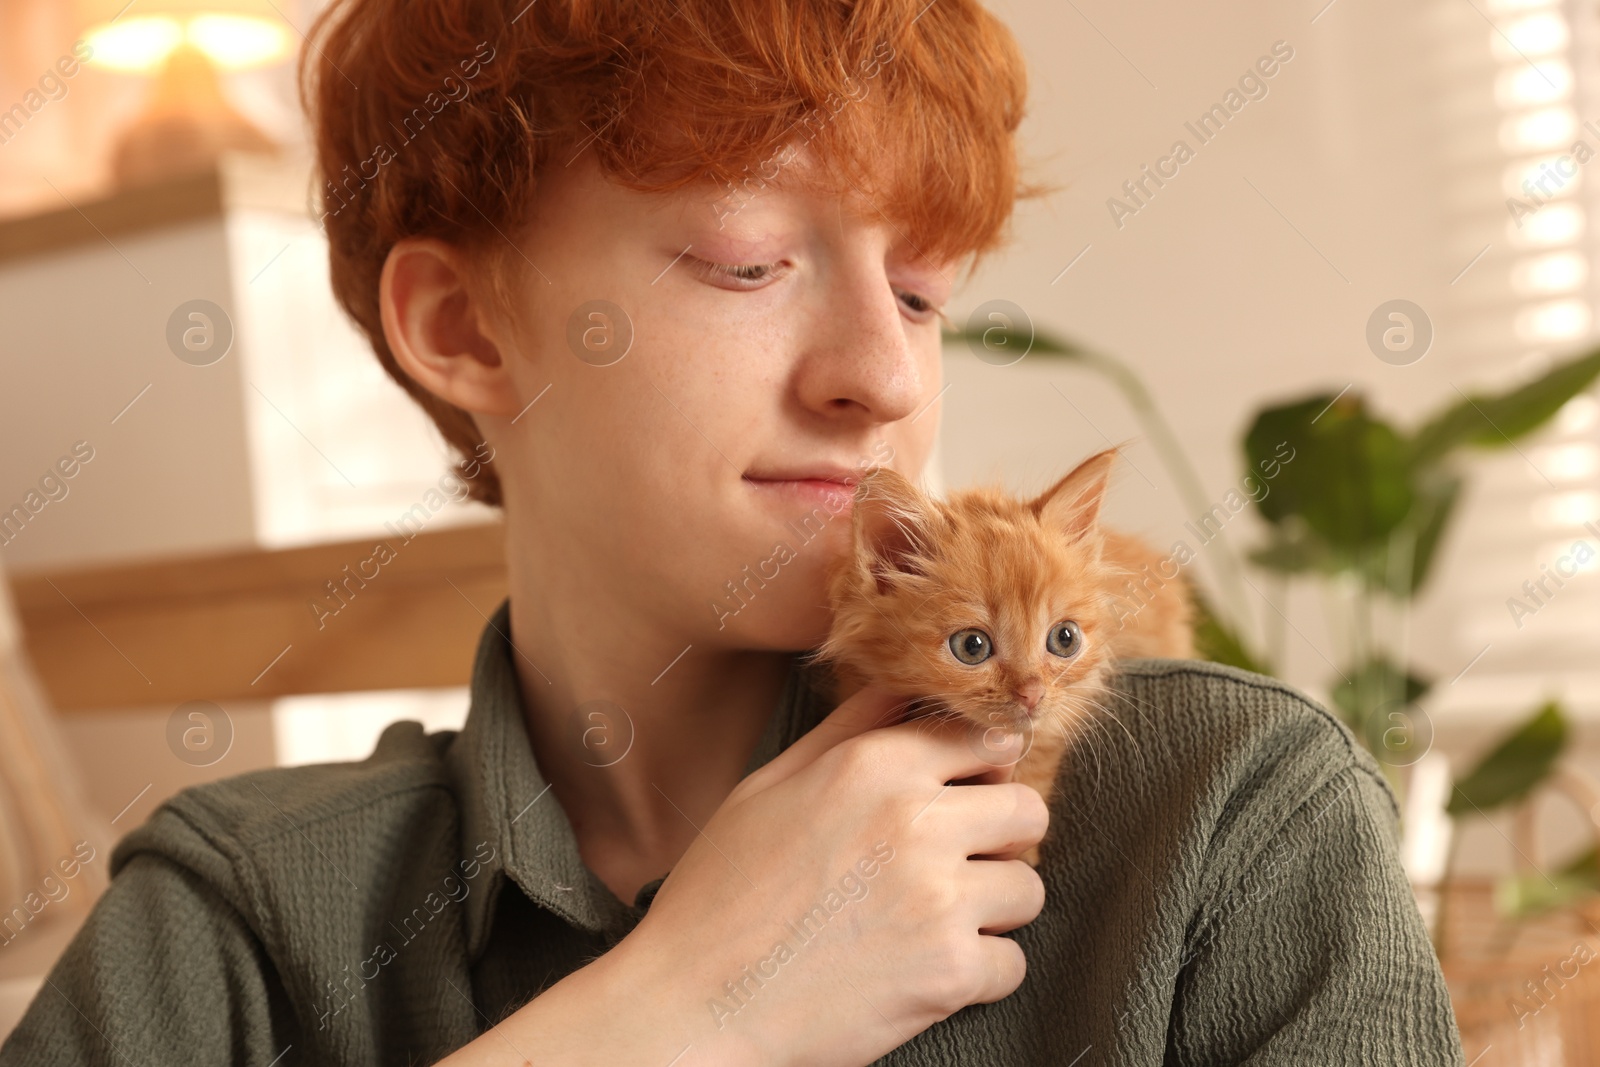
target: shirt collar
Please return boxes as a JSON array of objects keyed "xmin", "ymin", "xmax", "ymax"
[{"xmin": 449, "ymin": 599, "xmax": 830, "ymax": 956}]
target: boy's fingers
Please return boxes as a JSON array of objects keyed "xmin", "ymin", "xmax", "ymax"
[
  {"xmin": 886, "ymin": 715, "xmax": 1028, "ymax": 787},
  {"xmin": 958, "ymin": 759, "xmax": 1019, "ymax": 786},
  {"xmin": 744, "ymin": 684, "xmax": 909, "ymax": 789}
]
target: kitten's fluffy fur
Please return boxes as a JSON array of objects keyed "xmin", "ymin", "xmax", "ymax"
[{"xmin": 809, "ymin": 449, "xmax": 1193, "ymax": 866}]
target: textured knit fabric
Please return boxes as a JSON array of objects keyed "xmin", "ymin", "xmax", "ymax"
[{"xmin": 0, "ymin": 600, "xmax": 1465, "ymax": 1066}]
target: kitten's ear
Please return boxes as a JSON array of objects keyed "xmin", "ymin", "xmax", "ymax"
[
  {"xmin": 851, "ymin": 467, "xmax": 935, "ymax": 595},
  {"xmin": 1033, "ymin": 448, "xmax": 1116, "ymax": 543}
]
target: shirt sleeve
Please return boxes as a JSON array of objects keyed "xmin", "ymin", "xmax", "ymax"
[
  {"xmin": 1166, "ymin": 765, "xmax": 1466, "ymax": 1066},
  {"xmin": 0, "ymin": 849, "xmax": 298, "ymax": 1067}
]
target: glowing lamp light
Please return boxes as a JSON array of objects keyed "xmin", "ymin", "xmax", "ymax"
[
  {"xmin": 74, "ymin": 0, "xmax": 298, "ymax": 186},
  {"xmin": 188, "ymin": 13, "xmax": 293, "ymax": 67},
  {"xmin": 83, "ymin": 14, "xmax": 291, "ymax": 73},
  {"xmin": 81, "ymin": 17, "xmax": 184, "ymax": 71}
]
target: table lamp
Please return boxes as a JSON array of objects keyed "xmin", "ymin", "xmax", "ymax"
[{"xmin": 76, "ymin": 0, "xmax": 296, "ymax": 187}]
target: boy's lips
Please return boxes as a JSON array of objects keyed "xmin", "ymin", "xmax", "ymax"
[
  {"xmin": 743, "ymin": 472, "xmax": 859, "ymax": 510},
  {"xmin": 743, "ymin": 462, "xmax": 863, "ymax": 485}
]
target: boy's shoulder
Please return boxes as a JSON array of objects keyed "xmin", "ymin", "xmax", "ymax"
[
  {"xmin": 1015, "ymin": 660, "xmax": 1460, "ymax": 1065},
  {"xmin": 1105, "ymin": 656, "xmax": 1391, "ymax": 812},
  {"xmin": 109, "ymin": 720, "xmax": 467, "ymax": 917},
  {"xmin": 1111, "ymin": 655, "xmax": 1363, "ymax": 741},
  {"xmin": 1061, "ymin": 658, "xmax": 1400, "ymax": 888}
]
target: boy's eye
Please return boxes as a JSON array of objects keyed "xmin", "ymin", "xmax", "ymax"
[
  {"xmin": 694, "ymin": 258, "xmax": 940, "ymax": 318},
  {"xmin": 705, "ymin": 260, "xmax": 777, "ymax": 283},
  {"xmin": 695, "ymin": 258, "xmax": 781, "ymax": 285}
]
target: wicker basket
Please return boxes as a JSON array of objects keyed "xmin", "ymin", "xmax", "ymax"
[{"xmin": 1434, "ymin": 765, "xmax": 1600, "ymax": 1065}]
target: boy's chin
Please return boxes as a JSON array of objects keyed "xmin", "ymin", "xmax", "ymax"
[{"xmin": 715, "ymin": 598, "xmax": 833, "ymax": 654}]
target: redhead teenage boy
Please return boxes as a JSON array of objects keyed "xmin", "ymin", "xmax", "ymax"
[{"xmin": 1, "ymin": 1, "xmax": 1463, "ymax": 1065}]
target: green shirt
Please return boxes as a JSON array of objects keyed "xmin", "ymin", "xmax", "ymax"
[{"xmin": 2, "ymin": 601, "xmax": 1464, "ymax": 1065}]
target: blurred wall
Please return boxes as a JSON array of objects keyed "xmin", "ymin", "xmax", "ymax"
[{"xmin": 950, "ymin": 0, "xmax": 1452, "ymax": 678}]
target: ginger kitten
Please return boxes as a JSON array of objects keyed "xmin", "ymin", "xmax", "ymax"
[{"xmin": 809, "ymin": 449, "xmax": 1193, "ymax": 866}]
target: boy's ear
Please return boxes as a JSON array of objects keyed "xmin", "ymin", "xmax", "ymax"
[
  {"xmin": 379, "ymin": 238, "xmax": 523, "ymax": 417},
  {"xmin": 852, "ymin": 468, "xmax": 936, "ymax": 595},
  {"xmin": 1033, "ymin": 448, "xmax": 1116, "ymax": 543}
]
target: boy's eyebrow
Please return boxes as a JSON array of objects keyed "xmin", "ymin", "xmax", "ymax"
[{"xmin": 673, "ymin": 165, "xmax": 959, "ymax": 277}]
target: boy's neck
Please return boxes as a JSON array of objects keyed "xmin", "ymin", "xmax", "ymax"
[{"xmin": 504, "ymin": 567, "xmax": 795, "ymax": 906}]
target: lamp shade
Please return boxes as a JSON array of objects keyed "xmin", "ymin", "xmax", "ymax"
[
  {"xmin": 75, "ymin": 0, "xmax": 300, "ymax": 73},
  {"xmin": 72, "ymin": 0, "xmax": 295, "ymax": 186},
  {"xmin": 75, "ymin": 0, "xmax": 300, "ymax": 22}
]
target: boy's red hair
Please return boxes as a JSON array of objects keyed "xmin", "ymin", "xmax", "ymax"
[{"xmin": 301, "ymin": 0, "xmax": 1050, "ymax": 505}]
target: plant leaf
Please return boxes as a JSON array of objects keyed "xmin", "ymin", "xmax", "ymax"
[
  {"xmin": 1190, "ymin": 588, "xmax": 1271, "ymax": 676},
  {"xmin": 1446, "ymin": 700, "xmax": 1569, "ymax": 816},
  {"xmin": 1410, "ymin": 346, "xmax": 1600, "ymax": 466},
  {"xmin": 1402, "ymin": 476, "xmax": 1463, "ymax": 595},
  {"xmin": 939, "ymin": 323, "xmax": 1087, "ymax": 362},
  {"xmin": 1495, "ymin": 846, "xmax": 1600, "ymax": 918},
  {"xmin": 1246, "ymin": 518, "xmax": 1340, "ymax": 577},
  {"xmin": 1244, "ymin": 392, "xmax": 1414, "ymax": 551},
  {"xmin": 1330, "ymin": 657, "xmax": 1432, "ymax": 737},
  {"xmin": 1246, "ymin": 540, "xmax": 1319, "ymax": 575}
]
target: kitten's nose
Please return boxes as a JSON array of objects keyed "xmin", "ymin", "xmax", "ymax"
[{"xmin": 1014, "ymin": 680, "xmax": 1044, "ymax": 715}]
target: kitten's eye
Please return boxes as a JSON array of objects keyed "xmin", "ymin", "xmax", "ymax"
[
  {"xmin": 1047, "ymin": 621, "xmax": 1084, "ymax": 659},
  {"xmin": 948, "ymin": 629, "xmax": 993, "ymax": 665}
]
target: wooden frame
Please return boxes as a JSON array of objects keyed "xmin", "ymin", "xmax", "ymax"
[{"xmin": 8, "ymin": 522, "xmax": 508, "ymax": 713}]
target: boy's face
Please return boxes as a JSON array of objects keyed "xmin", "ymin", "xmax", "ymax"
[{"xmin": 488, "ymin": 147, "xmax": 953, "ymax": 652}]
